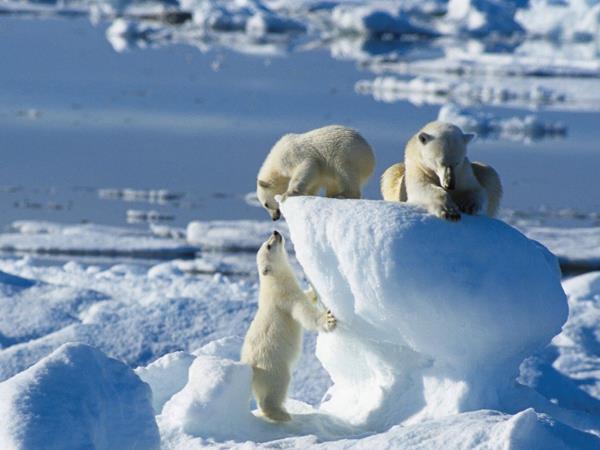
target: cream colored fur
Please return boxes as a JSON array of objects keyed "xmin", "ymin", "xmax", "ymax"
[
  {"xmin": 241, "ymin": 231, "xmax": 336, "ymax": 422},
  {"xmin": 257, "ymin": 125, "xmax": 375, "ymax": 220},
  {"xmin": 380, "ymin": 121, "xmax": 502, "ymax": 220}
]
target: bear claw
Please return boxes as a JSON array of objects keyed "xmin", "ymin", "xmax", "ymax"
[{"xmin": 323, "ymin": 310, "xmax": 337, "ymax": 332}]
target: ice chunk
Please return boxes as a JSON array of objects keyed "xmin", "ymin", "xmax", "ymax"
[
  {"xmin": 136, "ymin": 351, "xmax": 196, "ymax": 414},
  {"xmin": 160, "ymin": 354, "xmax": 256, "ymax": 441},
  {"xmin": 281, "ymin": 197, "xmax": 568, "ymax": 429},
  {"xmin": 0, "ymin": 343, "xmax": 159, "ymax": 450},
  {"xmin": 438, "ymin": 103, "xmax": 567, "ymax": 142},
  {"xmin": 331, "ymin": 4, "xmax": 439, "ymax": 37},
  {"xmin": 442, "ymin": 0, "xmax": 523, "ymax": 36}
]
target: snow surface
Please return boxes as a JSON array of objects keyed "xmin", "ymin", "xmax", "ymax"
[
  {"xmin": 0, "ymin": 220, "xmax": 197, "ymax": 259},
  {"xmin": 0, "ymin": 343, "xmax": 160, "ymax": 450},
  {"xmin": 0, "ymin": 206, "xmax": 599, "ymax": 447},
  {"xmin": 282, "ymin": 197, "xmax": 568, "ymax": 428}
]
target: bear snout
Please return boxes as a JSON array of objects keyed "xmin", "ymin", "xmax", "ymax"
[
  {"xmin": 441, "ymin": 167, "xmax": 455, "ymax": 191},
  {"xmin": 272, "ymin": 230, "xmax": 282, "ymax": 243},
  {"xmin": 271, "ymin": 209, "xmax": 281, "ymax": 221}
]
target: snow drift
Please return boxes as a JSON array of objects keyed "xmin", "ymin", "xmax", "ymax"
[
  {"xmin": 0, "ymin": 343, "xmax": 160, "ymax": 450},
  {"xmin": 281, "ymin": 197, "xmax": 568, "ymax": 429}
]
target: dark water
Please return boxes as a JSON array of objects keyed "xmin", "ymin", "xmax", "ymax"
[{"xmin": 0, "ymin": 16, "xmax": 599, "ymax": 228}]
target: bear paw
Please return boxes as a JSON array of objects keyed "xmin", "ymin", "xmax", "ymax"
[
  {"xmin": 321, "ymin": 310, "xmax": 337, "ymax": 332},
  {"xmin": 436, "ymin": 204, "xmax": 461, "ymax": 222},
  {"xmin": 458, "ymin": 197, "xmax": 482, "ymax": 215},
  {"xmin": 263, "ymin": 407, "xmax": 292, "ymax": 422}
]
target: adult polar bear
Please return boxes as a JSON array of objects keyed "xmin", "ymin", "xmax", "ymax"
[
  {"xmin": 257, "ymin": 125, "xmax": 375, "ymax": 220},
  {"xmin": 381, "ymin": 121, "xmax": 502, "ymax": 220},
  {"xmin": 241, "ymin": 231, "xmax": 337, "ymax": 422}
]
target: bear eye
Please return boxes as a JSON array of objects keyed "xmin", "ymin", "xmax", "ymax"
[
  {"xmin": 264, "ymin": 203, "xmax": 268, "ymax": 208},
  {"xmin": 267, "ymin": 244, "xmax": 272, "ymax": 250}
]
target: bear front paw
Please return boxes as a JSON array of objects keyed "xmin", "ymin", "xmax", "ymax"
[
  {"xmin": 436, "ymin": 204, "xmax": 461, "ymax": 222},
  {"xmin": 322, "ymin": 310, "xmax": 337, "ymax": 332},
  {"xmin": 459, "ymin": 198, "xmax": 482, "ymax": 215}
]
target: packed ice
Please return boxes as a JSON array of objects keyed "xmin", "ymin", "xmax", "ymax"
[{"xmin": 1, "ymin": 198, "xmax": 598, "ymax": 448}]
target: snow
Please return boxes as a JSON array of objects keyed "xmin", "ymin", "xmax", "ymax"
[
  {"xmin": 355, "ymin": 75, "xmax": 582, "ymax": 112},
  {"xmin": 135, "ymin": 351, "xmax": 196, "ymax": 413},
  {"xmin": 0, "ymin": 343, "xmax": 160, "ymax": 450},
  {"xmin": 330, "ymin": 3, "xmax": 439, "ymax": 37},
  {"xmin": 551, "ymin": 272, "xmax": 600, "ymax": 400},
  {"xmin": 438, "ymin": 103, "xmax": 567, "ymax": 142},
  {"xmin": 520, "ymin": 226, "xmax": 600, "ymax": 272},
  {"xmin": 440, "ymin": 0, "xmax": 523, "ymax": 37},
  {"xmin": 0, "ymin": 220, "xmax": 197, "ymax": 259},
  {"xmin": 516, "ymin": 0, "xmax": 600, "ymax": 41},
  {"xmin": 186, "ymin": 219, "xmax": 288, "ymax": 252},
  {"xmin": 0, "ymin": 208, "xmax": 599, "ymax": 447},
  {"xmin": 281, "ymin": 196, "xmax": 568, "ymax": 429},
  {"xmin": 160, "ymin": 354, "xmax": 255, "ymax": 441}
]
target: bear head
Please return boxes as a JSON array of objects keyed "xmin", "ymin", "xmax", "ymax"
[{"xmin": 415, "ymin": 121, "xmax": 475, "ymax": 191}]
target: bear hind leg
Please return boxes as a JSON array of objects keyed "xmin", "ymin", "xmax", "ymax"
[
  {"xmin": 252, "ymin": 367, "xmax": 292, "ymax": 422},
  {"xmin": 471, "ymin": 162, "xmax": 503, "ymax": 217},
  {"xmin": 327, "ymin": 171, "xmax": 362, "ymax": 199}
]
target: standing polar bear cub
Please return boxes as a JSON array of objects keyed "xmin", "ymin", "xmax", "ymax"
[
  {"xmin": 257, "ymin": 125, "xmax": 375, "ymax": 220},
  {"xmin": 241, "ymin": 231, "xmax": 337, "ymax": 422},
  {"xmin": 381, "ymin": 121, "xmax": 502, "ymax": 220}
]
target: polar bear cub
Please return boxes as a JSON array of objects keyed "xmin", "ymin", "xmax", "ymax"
[
  {"xmin": 381, "ymin": 121, "xmax": 502, "ymax": 220},
  {"xmin": 257, "ymin": 125, "xmax": 375, "ymax": 220},
  {"xmin": 241, "ymin": 231, "xmax": 337, "ymax": 422}
]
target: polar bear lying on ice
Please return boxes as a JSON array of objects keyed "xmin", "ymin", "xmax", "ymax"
[{"xmin": 381, "ymin": 121, "xmax": 502, "ymax": 220}]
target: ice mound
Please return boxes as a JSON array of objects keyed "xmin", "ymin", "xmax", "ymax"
[
  {"xmin": 136, "ymin": 351, "xmax": 196, "ymax": 413},
  {"xmin": 0, "ymin": 343, "xmax": 159, "ymax": 450},
  {"xmin": 160, "ymin": 353, "xmax": 255, "ymax": 441},
  {"xmin": 281, "ymin": 197, "xmax": 568, "ymax": 429}
]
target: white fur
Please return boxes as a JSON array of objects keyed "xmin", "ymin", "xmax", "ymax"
[
  {"xmin": 380, "ymin": 121, "xmax": 502, "ymax": 220},
  {"xmin": 241, "ymin": 232, "xmax": 336, "ymax": 422},
  {"xmin": 257, "ymin": 125, "xmax": 375, "ymax": 220}
]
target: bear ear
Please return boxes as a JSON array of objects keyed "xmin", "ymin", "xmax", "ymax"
[
  {"xmin": 418, "ymin": 132, "xmax": 433, "ymax": 145},
  {"xmin": 258, "ymin": 179, "xmax": 271, "ymax": 189},
  {"xmin": 463, "ymin": 132, "xmax": 476, "ymax": 144},
  {"xmin": 261, "ymin": 265, "xmax": 272, "ymax": 276}
]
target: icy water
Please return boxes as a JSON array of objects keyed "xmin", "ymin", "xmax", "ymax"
[{"xmin": 1, "ymin": 16, "xmax": 599, "ymax": 229}]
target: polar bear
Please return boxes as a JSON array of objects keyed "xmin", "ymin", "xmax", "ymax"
[
  {"xmin": 241, "ymin": 231, "xmax": 337, "ymax": 422},
  {"xmin": 380, "ymin": 121, "xmax": 502, "ymax": 220},
  {"xmin": 257, "ymin": 125, "xmax": 375, "ymax": 220}
]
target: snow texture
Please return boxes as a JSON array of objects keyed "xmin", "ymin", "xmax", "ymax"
[
  {"xmin": 0, "ymin": 210, "xmax": 599, "ymax": 447},
  {"xmin": 281, "ymin": 196, "xmax": 568, "ymax": 429},
  {"xmin": 0, "ymin": 343, "xmax": 160, "ymax": 450}
]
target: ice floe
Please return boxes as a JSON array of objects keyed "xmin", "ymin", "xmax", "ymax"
[
  {"xmin": 438, "ymin": 103, "xmax": 567, "ymax": 142},
  {"xmin": 0, "ymin": 220, "xmax": 197, "ymax": 259}
]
